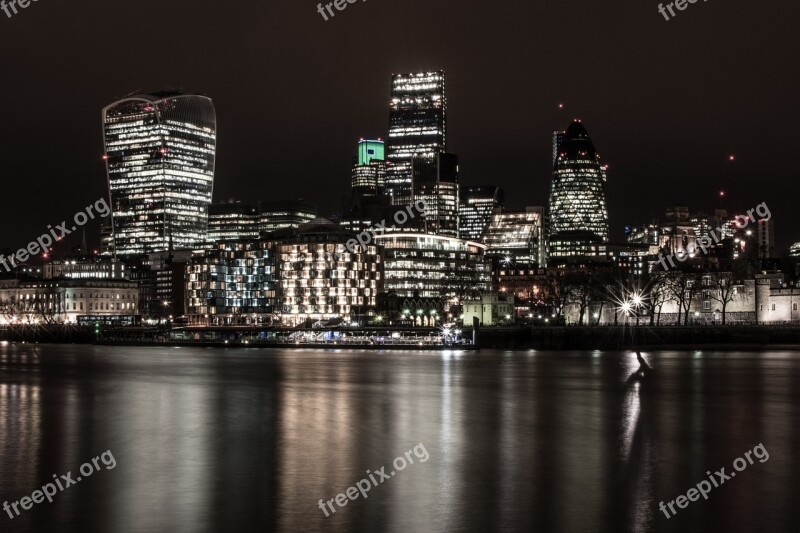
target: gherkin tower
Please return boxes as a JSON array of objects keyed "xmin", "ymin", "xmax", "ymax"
[{"xmin": 548, "ymin": 121, "xmax": 609, "ymax": 257}]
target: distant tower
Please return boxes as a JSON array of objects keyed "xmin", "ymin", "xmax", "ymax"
[
  {"xmin": 459, "ymin": 186, "xmax": 505, "ymax": 241},
  {"xmin": 552, "ymin": 130, "xmax": 565, "ymax": 168},
  {"xmin": 412, "ymin": 152, "xmax": 459, "ymax": 237},
  {"xmin": 351, "ymin": 139, "xmax": 387, "ymax": 197},
  {"xmin": 757, "ymin": 218, "xmax": 774, "ymax": 258},
  {"xmin": 548, "ymin": 121, "xmax": 609, "ymax": 257},
  {"xmin": 385, "ymin": 71, "xmax": 447, "ymax": 207},
  {"xmin": 102, "ymin": 92, "xmax": 216, "ymax": 256}
]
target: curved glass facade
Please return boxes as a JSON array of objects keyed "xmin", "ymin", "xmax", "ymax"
[
  {"xmin": 375, "ymin": 233, "xmax": 490, "ymax": 301},
  {"xmin": 103, "ymin": 93, "xmax": 216, "ymax": 256},
  {"xmin": 548, "ymin": 121, "xmax": 609, "ymax": 257}
]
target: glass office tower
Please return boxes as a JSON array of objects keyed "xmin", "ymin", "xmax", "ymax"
[
  {"xmin": 548, "ymin": 120, "xmax": 609, "ymax": 257},
  {"xmin": 484, "ymin": 207, "xmax": 546, "ymax": 265},
  {"xmin": 258, "ymin": 201, "xmax": 317, "ymax": 234},
  {"xmin": 103, "ymin": 92, "xmax": 216, "ymax": 256},
  {"xmin": 208, "ymin": 203, "xmax": 260, "ymax": 243},
  {"xmin": 459, "ymin": 186, "xmax": 505, "ymax": 241},
  {"xmin": 385, "ymin": 71, "xmax": 447, "ymax": 207},
  {"xmin": 412, "ymin": 153, "xmax": 459, "ymax": 237}
]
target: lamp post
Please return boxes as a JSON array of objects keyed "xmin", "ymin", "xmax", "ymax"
[
  {"xmin": 623, "ymin": 302, "xmax": 631, "ymax": 325},
  {"xmin": 631, "ymin": 292, "xmax": 642, "ymax": 326}
]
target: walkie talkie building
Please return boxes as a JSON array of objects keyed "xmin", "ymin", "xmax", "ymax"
[{"xmin": 102, "ymin": 92, "xmax": 217, "ymax": 256}]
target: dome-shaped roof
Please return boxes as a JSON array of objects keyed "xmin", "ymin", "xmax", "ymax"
[{"xmin": 557, "ymin": 120, "xmax": 598, "ymax": 161}]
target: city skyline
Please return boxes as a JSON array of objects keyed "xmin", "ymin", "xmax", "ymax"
[
  {"xmin": 0, "ymin": 88, "xmax": 787, "ymax": 261},
  {"xmin": 0, "ymin": 0, "xmax": 796, "ymax": 254},
  {"xmin": 2, "ymin": 4, "xmax": 799, "ymax": 533}
]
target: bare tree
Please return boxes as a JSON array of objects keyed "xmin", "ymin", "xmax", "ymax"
[
  {"xmin": 708, "ymin": 271, "xmax": 739, "ymax": 325},
  {"xmin": 565, "ymin": 281, "xmax": 592, "ymax": 325},
  {"xmin": 542, "ymin": 272, "xmax": 569, "ymax": 322},
  {"xmin": 667, "ymin": 271, "xmax": 701, "ymax": 326},
  {"xmin": 0, "ymin": 297, "xmax": 16, "ymax": 324},
  {"xmin": 646, "ymin": 272, "xmax": 674, "ymax": 326}
]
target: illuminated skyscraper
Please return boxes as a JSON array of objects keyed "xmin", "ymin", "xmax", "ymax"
[
  {"xmin": 357, "ymin": 138, "xmax": 385, "ymax": 166},
  {"xmin": 412, "ymin": 153, "xmax": 459, "ymax": 237},
  {"xmin": 103, "ymin": 92, "xmax": 216, "ymax": 256},
  {"xmin": 548, "ymin": 121, "xmax": 609, "ymax": 258},
  {"xmin": 351, "ymin": 139, "xmax": 387, "ymax": 197},
  {"xmin": 386, "ymin": 71, "xmax": 447, "ymax": 206},
  {"xmin": 459, "ymin": 186, "xmax": 504, "ymax": 241}
]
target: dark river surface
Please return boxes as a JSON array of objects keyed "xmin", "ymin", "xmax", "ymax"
[{"xmin": 0, "ymin": 344, "xmax": 797, "ymax": 533}]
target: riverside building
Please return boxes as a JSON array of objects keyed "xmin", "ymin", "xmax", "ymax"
[
  {"xmin": 374, "ymin": 233, "xmax": 490, "ymax": 324},
  {"xmin": 0, "ymin": 279, "xmax": 139, "ymax": 325},
  {"xmin": 186, "ymin": 241, "xmax": 277, "ymax": 326},
  {"xmin": 277, "ymin": 218, "xmax": 382, "ymax": 326}
]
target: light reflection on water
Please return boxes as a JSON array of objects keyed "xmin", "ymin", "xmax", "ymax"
[{"xmin": 0, "ymin": 345, "xmax": 798, "ymax": 533}]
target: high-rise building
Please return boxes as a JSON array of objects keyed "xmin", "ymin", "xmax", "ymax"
[
  {"xmin": 548, "ymin": 121, "xmax": 610, "ymax": 258},
  {"xmin": 626, "ymin": 223, "xmax": 660, "ymax": 245},
  {"xmin": 351, "ymin": 139, "xmax": 387, "ymax": 197},
  {"xmin": 357, "ymin": 138, "xmax": 385, "ymax": 166},
  {"xmin": 258, "ymin": 201, "xmax": 317, "ymax": 234},
  {"xmin": 412, "ymin": 152, "xmax": 459, "ymax": 237},
  {"xmin": 386, "ymin": 71, "xmax": 447, "ymax": 206},
  {"xmin": 208, "ymin": 203, "xmax": 260, "ymax": 242},
  {"xmin": 102, "ymin": 92, "xmax": 217, "ymax": 256},
  {"xmin": 483, "ymin": 207, "xmax": 546, "ymax": 265},
  {"xmin": 757, "ymin": 218, "xmax": 774, "ymax": 258},
  {"xmin": 459, "ymin": 186, "xmax": 505, "ymax": 241}
]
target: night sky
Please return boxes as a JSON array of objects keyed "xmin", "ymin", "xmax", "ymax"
[{"xmin": 1, "ymin": 0, "xmax": 797, "ymax": 254}]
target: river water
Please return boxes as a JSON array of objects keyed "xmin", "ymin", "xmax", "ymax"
[{"xmin": 0, "ymin": 344, "xmax": 797, "ymax": 532}]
